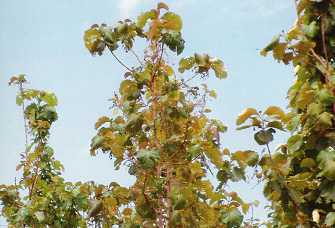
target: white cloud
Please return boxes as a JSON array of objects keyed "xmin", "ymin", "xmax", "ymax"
[{"xmin": 119, "ymin": 0, "xmax": 142, "ymax": 18}]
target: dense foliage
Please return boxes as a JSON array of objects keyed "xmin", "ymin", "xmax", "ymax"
[{"xmin": 2, "ymin": 1, "xmax": 335, "ymax": 227}]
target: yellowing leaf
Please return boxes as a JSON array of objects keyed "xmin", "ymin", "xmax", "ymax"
[
  {"xmin": 95, "ymin": 116, "xmax": 111, "ymax": 130},
  {"xmin": 236, "ymin": 108, "xmax": 259, "ymax": 125},
  {"xmin": 162, "ymin": 12, "xmax": 182, "ymax": 31},
  {"xmin": 300, "ymin": 158, "xmax": 316, "ymax": 168},
  {"xmin": 157, "ymin": 2, "xmax": 169, "ymax": 11},
  {"xmin": 264, "ymin": 106, "xmax": 285, "ymax": 119}
]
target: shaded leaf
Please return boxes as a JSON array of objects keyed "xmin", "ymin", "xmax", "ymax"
[
  {"xmin": 254, "ymin": 129, "xmax": 274, "ymax": 145},
  {"xmin": 220, "ymin": 207, "xmax": 243, "ymax": 228},
  {"xmin": 287, "ymin": 135, "xmax": 303, "ymax": 153}
]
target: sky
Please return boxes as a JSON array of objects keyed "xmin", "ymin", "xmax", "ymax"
[{"xmin": 0, "ymin": 0, "xmax": 297, "ymax": 225}]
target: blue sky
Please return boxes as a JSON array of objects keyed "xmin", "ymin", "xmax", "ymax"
[{"xmin": 1, "ymin": 0, "xmax": 297, "ymax": 224}]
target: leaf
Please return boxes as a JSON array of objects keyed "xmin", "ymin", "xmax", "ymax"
[
  {"xmin": 287, "ymin": 135, "xmax": 303, "ymax": 153},
  {"xmin": 162, "ymin": 12, "xmax": 182, "ymax": 31},
  {"xmin": 168, "ymin": 210, "xmax": 181, "ymax": 227},
  {"xmin": 297, "ymin": 86, "xmax": 315, "ymax": 109},
  {"xmin": 41, "ymin": 92, "xmax": 58, "ymax": 106},
  {"xmin": 297, "ymin": 0, "xmax": 310, "ymax": 14},
  {"xmin": 246, "ymin": 151, "xmax": 259, "ymax": 167},
  {"xmin": 137, "ymin": 148, "xmax": 160, "ymax": 169},
  {"xmin": 302, "ymin": 21, "xmax": 319, "ymax": 38},
  {"xmin": 88, "ymin": 200, "xmax": 103, "ymax": 218},
  {"xmin": 273, "ymin": 43, "xmax": 287, "ymax": 62},
  {"xmin": 318, "ymin": 112, "xmax": 333, "ymax": 127},
  {"xmin": 228, "ymin": 167, "xmax": 245, "ymax": 182},
  {"xmin": 264, "ymin": 106, "xmax": 285, "ymax": 119},
  {"xmin": 254, "ymin": 129, "xmax": 274, "ymax": 145},
  {"xmin": 326, "ymin": 212, "xmax": 335, "ymax": 226},
  {"xmin": 157, "ymin": 2, "xmax": 169, "ymax": 11},
  {"xmin": 178, "ymin": 57, "xmax": 195, "ymax": 73},
  {"xmin": 95, "ymin": 116, "xmax": 111, "ymax": 130},
  {"xmin": 34, "ymin": 211, "xmax": 45, "ymax": 222},
  {"xmin": 90, "ymin": 135, "xmax": 105, "ymax": 151},
  {"xmin": 261, "ymin": 34, "xmax": 280, "ymax": 56},
  {"xmin": 205, "ymin": 147, "xmax": 223, "ymax": 169},
  {"xmin": 320, "ymin": 180, "xmax": 335, "ymax": 202},
  {"xmin": 211, "ymin": 59, "xmax": 227, "ymax": 79},
  {"xmin": 137, "ymin": 10, "xmax": 157, "ymax": 28},
  {"xmin": 317, "ymin": 150, "xmax": 335, "ymax": 181},
  {"xmin": 220, "ymin": 207, "xmax": 243, "ymax": 228},
  {"xmin": 173, "ymin": 194, "xmax": 187, "ymax": 210},
  {"xmin": 236, "ymin": 108, "xmax": 258, "ymax": 125},
  {"xmin": 300, "ymin": 158, "xmax": 316, "ymax": 168},
  {"xmin": 317, "ymin": 88, "xmax": 335, "ymax": 105},
  {"xmin": 307, "ymin": 103, "xmax": 323, "ymax": 116},
  {"xmin": 84, "ymin": 29, "xmax": 105, "ymax": 56}
]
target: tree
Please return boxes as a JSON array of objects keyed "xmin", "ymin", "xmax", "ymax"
[
  {"xmin": 4, "ymin": 1, "xmax": 335, "ymax": 227},
  {"xmin": 237, "ymin": 0, "xmax": 335, "ymax": 227},
  {"xmin": 1, "ymin": 3, "xmax": 255, "ymax": 228}
]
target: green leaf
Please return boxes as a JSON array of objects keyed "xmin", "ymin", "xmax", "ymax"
[
  {"xmin": 173, "ymin": 194, "xmax": 187, "ymax": 210},
  {"xmin": 220, "ymin": 207, "xmax": 243, "ymax": 228},
  {"xmin": 34, "ymin": 211, "xmax": 45, "ymax": 222},
  {"xmin": 302, "ymin": 21, "xmax": 319, "ymax": 38},
  {"xmin": 228, "ymin": 167, "xmax": 245, "ymax": 182},
  {"xmin": 246, "ymin": 151, "xmax": 259, "ymax": 167},
  {"xmin": 320, "ymin": 181, "xmax": 335, "ymax": 202},
  {"xmin": 318, "ymin": 112, "xmax": 333, "ymax": 127},
  {"xmin": 325, "ymin": 212, "xmax": 335, "ymax": 226},
  {"xmin": 90, "ymin": 135, "xmax": 105, "ymax": 151},
  {"xmin": 236, "ymin": 108, "xmax": 258, "ymax": 126},
  {"xmin": 41, "ymin": 92, "xmax": 58, "ymax": 106},
  {"xmin": 307, "ymin": 103, "xmax": 323, "ymax": 116},
  {"xmin": 261, "ymin": 34, "xmax": 280, "ymax": 56},
  {"xmin": 84, "ymin": 29, "xmax": 105, "ymax": 56},
  {"xmin": 254, "ymin": 129, "xmax": 274, "ymax": 145},
  {"xmin": 137, "ymin": 10, "xmax": 157, "ymax": 28},
  {"xmin": 317, "ymin": 88, "xmax": 335, "ymax": 105},
  {"xmin": 317, "ymin": 150, "xmax": 335, "ymax": 181},
  {"xmin": 287, "ymin": 135, "xmax": 303, "ymax": 153},
  {"xmin": 187, "ymin": 145, "xmax": 201, "ymax": 160},
  {"xmin": 137, "ymin": 148, "xmax": 160, "ymax": 169},
  {"xmin": 178, "ymin": 57, "xmax": 195, "ymax": 73}
]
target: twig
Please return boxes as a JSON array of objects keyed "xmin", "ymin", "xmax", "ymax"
[{"xmin": 107, "ymin": 46, "xmax": 132, "ymax": 72}]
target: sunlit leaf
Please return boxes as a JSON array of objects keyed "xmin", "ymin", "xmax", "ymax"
[
  {"xmin": 236, "ymin": 108, "xmax": 258, "ymax": 126},
  {"xmin": 137, "ymin": 10, "xmax": 157, "ymax": 28},
  {"xmin": 264, "ymin": 106, "xmax": 285, "ymax": 119},
  {"xmin": 95, "ymin": 116, "xmax": 111, "ymax": 130},
  {"xmin": 261, "ymin": 34, "xmax": 280, "ymax": 56},
  {"xmin": 162, "ymin": 12, "xmax": 182, "ymax": 31}
]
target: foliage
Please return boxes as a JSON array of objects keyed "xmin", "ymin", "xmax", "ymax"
[
  {"xmin": 237, "ymin": 0, "xmax": 335, "ymax": 227},
  {"xmin": 83, "ymin": 3, "xmax": 253, "ymax": 227},
  {"xmin": 1, "ymin": 75, "xmax": 97, "ymax": 227},
  {"xmin": 5, "ymin": 1, "xmax": 335, "ymax": 227}
]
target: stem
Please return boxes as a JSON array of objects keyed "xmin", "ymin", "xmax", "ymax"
[
  {"xmin": 131, "ymin": 48, "xmax": 145, "ymax": 69},
  {"xmin": 107, "ymin": 46, "xmax": 132, "ymax": 72},
  {"xmin": 15, "ymin": 178, "xmax": 25, "ymax": 228},
  {"xmin": 156, "ymin": 165, "xmax": 164, "ymax": 228}
]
